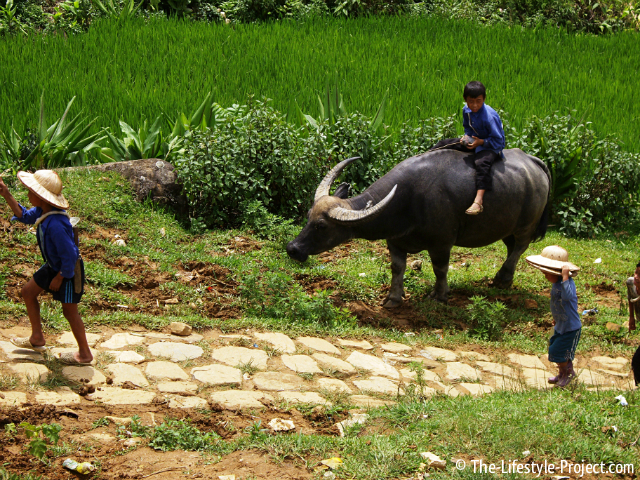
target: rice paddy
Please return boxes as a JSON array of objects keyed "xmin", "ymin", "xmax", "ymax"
[{"xmin": 1, "ymin": 16, "xmax": 639, "ymax": 150}]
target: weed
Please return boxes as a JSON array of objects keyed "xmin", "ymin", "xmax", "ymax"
[
  {"xmin": 149, "ymin": 418, "xmax": 220, "ymax": 451},
  {"xmin": 116, "ymin": 415, "xmax": 150, "ymax": 439},
  {"xmin": 467, "ymin": 296, "xmax": 507, "ymax": 341},
  {"xmin": 17, "ymin": 422, "xmax": 62, "ymax": 464},
  {"xmin": 0, "ymin": 373, "xmax": 19, "ymax": 390},
  {"xmin": 0, "ymin": 467, "xmax": 43, "ymax": 480},
  {"xmin": 236, "ymin": 360, "xmax": 258, "ymax": 376},
  {"xmin": 91, "ymin": 417, "xmax": 110, "ymax": 430},
  {"xmin": 297, "ymin": 372, "xmax": 314, "ymax": 381}
]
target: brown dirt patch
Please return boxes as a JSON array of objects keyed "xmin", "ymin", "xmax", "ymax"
[{"xmin": 294, "ymin": 274, "xmax": 339, "ymax": 294}]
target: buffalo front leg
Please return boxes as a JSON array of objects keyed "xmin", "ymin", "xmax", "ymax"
[
  {"xmin": 382, "ymin": 242, "xmax": 407, "ymax": 309},
  {"xmin": 427, "ymin": 246, "xmax": 452, "ymax": 303},
  {"xmin": 492, "ymin": 235, "xmax": 530, "ymax": 289}
]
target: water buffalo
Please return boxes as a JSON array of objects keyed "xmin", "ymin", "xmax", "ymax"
[{"xmin": 286, "ymin": 149, "xmax": 550, "ymax": 307}]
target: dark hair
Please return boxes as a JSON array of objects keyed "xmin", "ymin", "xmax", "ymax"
[
  {"xmin": 464, "ymin": 81, "xmax": 486, "ymax": 99},
  {"xmin": 636, "ymin": 262, "xmax": 640, "ymax": 268}
]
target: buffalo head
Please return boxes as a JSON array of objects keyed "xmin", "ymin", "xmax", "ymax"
[{"xmin": 286, "ymin": 157, "xmax": 397, "ymax": 262}]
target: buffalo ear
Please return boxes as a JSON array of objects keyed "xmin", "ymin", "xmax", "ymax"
[{"xmin": 333, "ymin": 182, "xmax": 351, "ymax": 199}]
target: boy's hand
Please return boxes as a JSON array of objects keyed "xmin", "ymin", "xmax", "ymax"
[
  {"xmin": 561, "ymin": 264, "xmax": 571, "ymax": 281},
  {"xmin": 468, "ymin": 137, "xmax": 485, "ymax": 149},
  {"xmin": 49, "ymin": 274, "xmax": 64, "ymax": 292}
]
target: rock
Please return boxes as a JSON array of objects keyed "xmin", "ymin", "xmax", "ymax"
[
  {"xmin": 147, "ymin": 342, "xmax": 203, "ymax": 362},
  {"xmin": 106, "ymin": 364, "xmax": 149, "ymax": 387},
  {"xmin": 146, "ymin": 332, "xmax": 203, "ymax": 344},
  {"xmin": 58, "ymin": 332, "xmax": 101, "ymax": 347},
  {"xmin": 252, "ymin": 372, "xmax": 304, "ymax": 391},
  {"xmin": 218, "ymin": 475, "xmax": 236, "ymax": 480},
  {"xmin": 0, "ymin": 341, "xmax": 44, "ymax": 362},
  {"xmin": 459, "ymin": 383, "xmax": 494, "ymax": 396},
  {"xmin": 277, "ymin": 391, "xmax": 331, "ymax": 405},
  {"xmin": 491, "ymin": 375, "xmax": 524, "ymax": 391},
  {"xmin": 346, "ymin": 351, "xmax": 400, "ymax": 379},
  {"xmin": 218, "ymin": 334, "xmax": 252, "ymax": 342},
  {"xmin": 88, "ymin": 433, "xmax": 116, "ymax": 443},
  {"xmin": 591, "ymin": 356, "xmax": 628, "ymax": 372},
  {"xmin": 9, "ymin": 363, "xmax": 50, "ymax": 382},
  {"xmin": 379, "ymin": 342, "xmax": 412, "ymax": 353},
  {"xmin": 597, "ymin": 369, "xmax": 628, "ymax": 378},
  {"xmin": 420, "ymin": 452, "xmax": 446, "ymax": 469},
  {"xmin": 524, "ymin": 299, "xmax": 538, "ymax": 310},
  {"xmin": 211, "ymin": 346, "xmax": 269, "ymax": 370},
  {"xmin": 107, "ymin": 351, "xmax": 145, "ymax": 364},
  {"xmin": 520, "ymin": 368, "xmax": 552, "ymax": 389},
  {"xmin": 507, "ymin": 353, "xmax": 546, "ymax": 370},
  {"xmin": 167, "ymin": 395, "xmax": 209, "ymax": 409},
  {"xmin": 122, "ymin": 438, "xmax": 142, "ymax": 447},
  {"xmin": 90, "ymin": 388, "xmax": 156, "ymax": 405},
  {"xmin": 476, "ymin": 361, "xmax": 517, "ymax": 378},
  {"xmin": 457, "ymin": 351, "xmax": 491, "ymax": 362},
  {"xmin": 336, "ymin": 339, "xmax": 373, "ymax": 350},
  {"xmin": 164, "ymin": 298, "xmax": 179, "ymax": 305},
  {"xmin": 296, "ymin": 337, "xmax": 341, "ymax": 355},
  {"xmin": 105, "ymin": 416, "xmax": 133, "ymax": 425},
  {"xmin": 353, "ymin": 376, "xmax": 403, "ymax": 395},
  {"xmin": 0, "ymin": 392, "xmax": 27, "ymax": 406},
  {"xmin": 99, "ymin": 333, "xmax": 145, "ymax": 350},
  {"xmin": 281, "ymin": 354, "xmax": 322, "ymax": 374},
  {"xmin": 312, "ymin": 353, "xmax": 356, "ymax": 375},
  {"xmin": 348, "ymin": 395, "xmax": 396, "ymax": 407},
  {"xmin": 114, "ymin": 239, "xmax": 126, "ymax": 247},
  {"xmin": 190, "ymin": 365, "xmax": 242, "ymax": 386},
  {"xmin": 317, "ymin": 378, "xmax": 352, "ymax": 393},
  {"xmin": 209, "ymin": 390, "xmax": 274, "ymax": 410},
  {"xmin": 253, "ymin": 332, "xmax": 296, "ymax": 354},
  {"xmin": 34, "ymin": 387, "xmax": 80, "ymax": 405},
  {"xmin": 157, "ymin": 382, "xmax": 198, "ymax": 395},
  {"xmin": 170, "ymin": 322, "xmax": 192, "ymax": 336},
  {"xmin": 336, "ymin": 413, "xmax": 369, "ymax": 436},
  {"xmin": 421, "ymin": 347, "xmax": 458, "ymax": 362},
  {"xmin": 445, "ymin": 362, "xmax": 481, "ymax": 381},
  {"xmin": 577, "ymin": 369, "xmax": 615, "ymax": 386},
  {"xmin": 399, "ymin": 368, "xmax": 440, "ymax": 382},
  {"xmin": 606, "ymin": 322, "xmax": 621, "ymax": 333},
  {"xmin": 62, "ymin": 366, "xmax": 106, "ymax": 386},
  {"xmin": 410, "ymin": 260, "xmax": 423, "ymax": 271},
  {"xmin": 268, "ymin": 418, "xmax": 295, "ymax": 432},
  {"xmin": 145, "ymin": 361, "xmax": 188, "ymax": 381},
  {"xmin": 432, "ymin": 381, "xmax": 462, "ymax": 397}
]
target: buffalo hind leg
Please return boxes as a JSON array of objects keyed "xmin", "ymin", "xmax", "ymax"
[
  {"xmin": 492, "ymin": 235, "xmax": 529, "ymax": 289},
  {"xmin": 382, "ymin": 242, "xmax": 407, "ymax": 309},
  {"xmin": 427, "ymin": 246, "xmax": 452, "ymax": 303}
]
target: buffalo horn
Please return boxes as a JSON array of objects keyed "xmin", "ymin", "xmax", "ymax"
[
  {"xmin": 328, "ymin": 184, "xmax": 397, "ymax": 224},
  {"xmin": 314, "ymin": 156, "xmax": 361, "ymax": 203}
]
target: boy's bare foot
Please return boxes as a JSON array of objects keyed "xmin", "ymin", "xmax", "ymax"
[
  {"xmin": 58, "ymin": 351, "xmax": 93, "ymax": 366},
  {"xmin": 10, "ymin": 337, "xmax": 46, "ymax": 352}
]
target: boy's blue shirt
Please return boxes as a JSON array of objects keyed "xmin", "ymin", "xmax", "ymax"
[
  {"xmin": 12, "ymin": 204, "xmax": 79, "ymax": 278},
  {"xmin": 550, "ymin": 277, "xmax": 582, "ymax": 334},
  {"xmin": 462, "ymin": 103, "xmax": 505, "ymax": 157}
]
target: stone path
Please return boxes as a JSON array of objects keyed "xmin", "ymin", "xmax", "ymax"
[{"xmin": 0, "ymin": 328, "xmax": 636, "ymax": 409}]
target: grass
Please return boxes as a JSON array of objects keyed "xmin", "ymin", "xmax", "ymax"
[{"xmin": 0, "ymin": 17, "xmax": 639, "ymax": 150}]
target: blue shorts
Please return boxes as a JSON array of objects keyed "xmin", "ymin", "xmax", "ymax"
[
  {"xmin": 548, "ymin": 328, "xmax": 581, "ymax": 363},
  {"xmin": 33, "ymin": 260, "xmax": 85, "ymax": 304}
]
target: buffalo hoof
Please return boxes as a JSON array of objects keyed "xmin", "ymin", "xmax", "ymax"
[
  {"xmin": 427, "ymin": 290, "xmax": 448, "ymax": 304},
  {"xmin": 382, "ymin": 298, "xmax": 403, "ymax": 309},
  {"xmin": 490, "ymin": 278, "xmax": 513, "ymax": 289}
]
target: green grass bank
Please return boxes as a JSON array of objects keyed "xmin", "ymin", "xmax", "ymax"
[{"xmin": 1, "ymin": 16, "xmax": 639, "ymax": 150}]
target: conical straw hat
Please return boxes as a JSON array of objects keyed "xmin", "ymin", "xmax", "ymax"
[
  {"xmin": 17, "ymin": 170, "xmax": 69, "ymax": 209},
  {"xmin": 526, "ymin": 245, "xmax": 579, "ymax": 275}
]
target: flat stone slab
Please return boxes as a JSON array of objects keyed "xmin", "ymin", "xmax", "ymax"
[
  {"xmin": 157, "ymin": 381, "xmax": 198, "ymax": 395},
  {"xmin": 281, "ymin": 354, "xmax": 322, "ymax": 374},
  {"xmin": 379, "ymin": 342, "xmax": 412, "ymax": 353},
  {"xmin": 0, "ymin": 341, "xmax": 44, "ymax": 362},
  {"xmin": 421, "ymin": 347, "xmax": 458, "ymax": 362},
  {"xmin": 34, "ymin": 387, "xmax": 81, "ymax": 405},
  {"xmin": 317, "ymin": 378, "xmax": 352, "ymax": 393},
  {"xmin": 0, "ymin": 392, "xmax": 27, "ymax": 406},
  {"xmin": 191, "ymin": 365, "xmax": 242, "ymax": 386},
  {"xmin": 167, "ymin": 395, "xmax": 208, "ymax": 409},
  {"xmin": 392, "ymin": 357, "xmax": 440, "ymax": 368},
  {"xmin": 107, "ymin": 351, "xmax": 145, "ymax": 364},
  {"xmin": 58, "ymin": 332, "xmax": 102, "ymax": 347},
  {"xmin": 252, "ymin": 372, "xmax": 304, "ymax": 391},
  {"xmin": 296, "ymin": 337, "xmax": 341, "ymax": 355},
  {"xmin": 457, "ymin": 351, "xmax": 491, "ymax": 362},
  {"xmin": 400, "ymin": 368, "xmax": 440, "ymax": 383},
  {"xmin": 445, "ymin": 362, "xmax": 481, "ymax": 381},
  {"xmin": 218, "ymin": 334, "xmax": 252, "ymax": 342},
  {"xmin": 577, "ymin": 368, "xmax": 614, "ymax": 387},
  {"xmin": 508, "ymin": 353, "xmax": 546, "ymax": 370},
  {"xmin": 145, "ymin": 361, "xmax": 188, "ymax": 381},
  {"xmin": 349, "ymin": 395, "xmax": 396, "ymax": 407},
  {"xmin": 145, "ymin": 332, "xmax": 204, "ymax": 344},
  {"xmin": 591, "ymin": 356, "xmax": 628, "ymax": 372},
  {"xmin": 337, "ymin": 339, "xmax": 373, "ymax": 350},
  {"xmin": 90, "ymin": 388, "xmax": 156, "ymax": 405},
  {"xmin": 520, "ymin": 368, "xmax": 552, "ymax": 389},
  {"xmin": 9, "ymin": 363, "xmax": 50, "ymax": 382},
  {"xmin": 211, "ymin": 346, "xmax": 269, "ymax": 370},
  {"xmin": 597, "ymin": 369, "xmax": 628, "ymax": 378},
  {"xmin": 253, "ymin": 332, "xmax": 296, "ymax": 354},
  {"xmin": 491, "ymin": 375, "xmax": 524, "ymax": 391},
  {"xmin": 99, "ymin": 333, "xmax": 145, "ymax": 350},
  {"xmin": 312, "ymin": 353, "xmax": 356, "ymax": 375},
  {"xmin": 107, "ymin": 364, "xmax": 149, "ymax": 387},
  {"xmin": 353, "ymin": 376, "xmax": 402, "ymax": 395},
  {"xmin": 62, "ymin": 366, "xmax": 106, "ymax": 386},
  {"xmin": 346, "ymin": 351, "xmax": 400, "ymax": 379},
  {"xmin": 459, "ymin": 383, "xmax": 494, "ymax": 396},
  {"xmin": 432, "ymin": 381, "xmax": 462, "ymax": 397},
  {"xmin": 147, "ymin": 342, "xmax": 203, "ymax": 362},
  {"xmin": 277, "ymin": 391, "xmax": 331, "ymax": 405},
  {"xmin": 476, "ymin": 361, "xmax": 517, "ymax": 378},
  {"xmin": 210, "ymin": 390, "xmax": 274, "ymax": 410}
]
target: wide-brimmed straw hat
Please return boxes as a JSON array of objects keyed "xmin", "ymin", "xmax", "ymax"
[
  {"xmin": 17, "ymin": 170, "xmax": 69, "ymax": 209},
  {"xmin": 526, "ymin": 245, "xmax": 580, "ymax": 277}
]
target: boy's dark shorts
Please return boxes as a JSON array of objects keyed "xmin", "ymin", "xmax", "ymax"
[
  {"xmin": 548, "ymin": 328, "xmax": 581, "ymax": 363},
  {"xmin": 33, "ymin": 260, "xmax": 85, "ymax": 304}
]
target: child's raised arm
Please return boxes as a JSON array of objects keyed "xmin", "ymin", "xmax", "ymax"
[{"xmin": 0, "ymin": 177, "xmax": 23, "ymax": 218}]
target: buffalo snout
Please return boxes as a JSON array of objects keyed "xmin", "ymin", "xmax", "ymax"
[{"xmin": 286, "ymin": 241, "xmax": 309, "ymax": 262}]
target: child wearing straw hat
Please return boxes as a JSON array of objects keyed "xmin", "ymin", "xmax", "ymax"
[
  {"xmin": 0, "ymin": 170, "xmax": 92, "ymax": 365},
  {"xmin": 526, "ymin": 245, "xmax": 581, "ymax": 387}
]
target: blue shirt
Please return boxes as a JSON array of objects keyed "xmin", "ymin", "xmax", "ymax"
[
  {"xmin": 462, "ymin": 103, "xmax": 505, "ymax": 157},
  {"xmin": 550, "ymin": 278, "xmax": 582, "ymax": 334},
  {"xmin": 12, "ymin": 204, "xmax": 79, "ymax": 278}
]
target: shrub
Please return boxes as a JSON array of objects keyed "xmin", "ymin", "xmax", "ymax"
[{"xmin": 467, "ymin": 295, "xmax": 506, "ymax": 341}]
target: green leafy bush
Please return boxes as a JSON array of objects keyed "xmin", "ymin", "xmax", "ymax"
[
  {"xmin": 467, "ymin": 295, "xmax": 507, "ymax": 341},
  {"xmin": 149, "ymin": 418, "xmax": 219, "ymax": 451}
]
